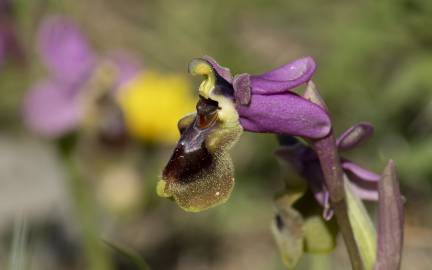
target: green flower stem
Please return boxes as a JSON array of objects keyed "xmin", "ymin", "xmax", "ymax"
[
  {"xmin": 313, "ymin": 132, "xmax": 364, "ymax": 270},
  {"xmin": 306, "ymin": 82, "xmax": 364, "ymax": 270},
  {"xmin": 8, "ymin": 217, "xmax": 28, "ymax": 270},
  {"xmin": 60, "ymin": 143, "xmax": 113, "ymax": 270}
]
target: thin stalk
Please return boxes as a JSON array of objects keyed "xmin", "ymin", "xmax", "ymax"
[
  {"xmin": 305, "ymin": 81, "xmax": 364, "ymax": 269},
  {"xmin": 313, "ymin": 132, "xmax": 364, "ymax": 270},
  {"xmin": 8, "ymin": 216, "xmax": 28, "ymax": 270},
  {"xmin": 59, "ymin": 139, "xmax": 113, "ymax": 270}
]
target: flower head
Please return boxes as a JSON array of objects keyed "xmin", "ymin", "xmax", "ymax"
[
  {"xmin": 190, "ymin": 56, "xmax": 331, "ymax": 139},
  {"xmin": 23, "ymin": 16, "xmax": 139, "ymax": 139},
  {"xmin": 158, "ymin": 56, "xmax": 334, "ymax": 211},
  {"xmin": 275, "ymin": 122, "xmax": 379, "ymax": 220}
]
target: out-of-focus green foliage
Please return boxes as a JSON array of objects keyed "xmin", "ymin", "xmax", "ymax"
[
  {"xmin": 0, "ymin": 0, "xmax": 431, "ymax": 269},
  {"xmin": 8, "ymin": 218, "xmax": 28, "ymax": 270}
]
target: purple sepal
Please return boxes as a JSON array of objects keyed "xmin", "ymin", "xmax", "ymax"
[
  {"xmin": 342, "ymin": 160, "xmax": 379, "ymax": 201},
  {"xmin": 38, "ymin": 16, "xmax": 95, "ymax": 84},
  {"xmin": 23, "ymin": 80, "xmax": 81, "ymax": 138},
  {"xmin": 249, "ymin": 57, "xmax": 316, "ymax": 95},
  {"xmin": 202, "ymin": 55, "xmax": 233, "ymax": 82},
  {"xmin": 237, "ymin": 92, "xmax": 331, "ymax": 139},
  {"xmin": 341, "ymin": 160, "xmax": 380, "ymax": 182},
  {"xmin": 193, "ymin": 56, "xmax": 327, "ymax": 139},
  {"xmin": 233, "ymin": 73, "xmax": 251, "ymax": 105},
  {"xmin": 337, "ymin": 122, "xmax": 374, "ymax": 151},
  {"xmin": 349, "ymin": 181, "xmax": 378, "ymax": 201},
  {"xmin": 374, "ymin": 160, "xmax": 404, "ymax": 270}
]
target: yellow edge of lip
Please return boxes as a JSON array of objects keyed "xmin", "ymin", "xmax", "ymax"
[{"xmin": 156, "ymin": 180, "xmax": 171, "ymax": 198}]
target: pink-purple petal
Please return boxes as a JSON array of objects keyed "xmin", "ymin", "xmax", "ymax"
[
  {"xmin": 337, "ymin": 122, "xmax": 374, "ymax": 151},
  {"xmin": 342, "ymin": 160, "xmax": 381, "ymax": 182},
  {"xmin": 322, "ymin": 191, "xmax": 334, "ymax": 220},
  {"xmin": 348, "ymin": 180, "xmax": 379, "ymax": 201},
  {"xmin": 106, "ymin": 51, "xmax": 140, "ymax": 92},
  {"xmin": 202, "ymin": 55, "xmax": 233, "ymax": 82},
  {"xmin": 236, "ymin": 92, "xmax": 331, "ymax": 139},
  {"xmin": 249, "ymin": 57, "xmax": 316, "ymax": 95},
  {"xmin": 233, "ymin": 73, "xmax": 251, "ymax": 105},
  {"xmin": 23, "ymin": 80, "xmax": 80, "ymax": 138},
  {"xmin": 38, "ymin": 16, "xmax": 95, "ymax": 84}
]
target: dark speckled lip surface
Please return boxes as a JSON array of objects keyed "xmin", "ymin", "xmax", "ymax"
[
  {"xmin": 162, "ymin": 132, "xmax": 213, "ymax": 184},
  {"xmin": 162, "ymin": 97, "xmax": 219, "ymax": 184}
]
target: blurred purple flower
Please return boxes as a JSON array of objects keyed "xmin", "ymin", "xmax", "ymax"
[
  {"xmin": 275, "ymin": 123, "xmax": 379, "ymax": 220},
  {"xmin": 192, "ymin": 56, "xmax": 331, "ymax": 139},
  {"xmin": 0, "ymin": 24, "xmax": 8, "ymax": 65},
  {"xmin": 23, "ymin": 16, "xmax": 139, "ymax": 138},
  {"xmin": 0, "ymin": 0, "xmax": 23, "ymax": 66}
]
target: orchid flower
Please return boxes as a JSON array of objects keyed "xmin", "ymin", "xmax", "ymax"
[
  {"xmin": 160, "ymin": 56, "xmax": 404, "ymax": 270},
  {"xmin": 276, "ymin": 122, "xmax": 379, "ymax": 220},
  {"xmin": 158, "ymin": 56, "xmax": 332, "ymax": 211},
  {"xmin": 23, "ymin": 16, "xmax": 139, "ymax": 139}
]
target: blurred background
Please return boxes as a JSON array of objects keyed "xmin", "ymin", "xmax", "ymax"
[{"xmin": 0, "ymin": 0, "xmax": 432, "ymax": 269}]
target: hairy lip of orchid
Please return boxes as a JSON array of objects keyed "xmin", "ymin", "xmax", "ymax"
[
  {"xmin": 162, "ymin": 97, "xmax": 218, "ymax": 183},
  {"xmin": 157, "ymin": 93, "xmax": 242, "ymax": 212}
]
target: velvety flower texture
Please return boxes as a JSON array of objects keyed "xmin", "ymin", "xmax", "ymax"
[
  {"xmin": 275, "ymin": 122, "xmax": 379, "ymax": 220},
  {"xmin": 157, "ymin": 96, "xmax": 242, "ymax": 212},
  {"xmin": 23, "ymin": 16, "xmax": 139, "ymax": 138}
]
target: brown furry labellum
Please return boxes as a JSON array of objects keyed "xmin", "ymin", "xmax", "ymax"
[{"xmin": 157, "ymin": 96, "xmax": 242, "ymax": 212}]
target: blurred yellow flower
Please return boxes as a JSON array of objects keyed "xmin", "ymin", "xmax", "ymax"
[{"xmin": 118, "ymin": 71, "xmax": 196, "ymax": 143}]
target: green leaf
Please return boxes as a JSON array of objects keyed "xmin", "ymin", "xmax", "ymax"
[
  {"xmin": 271, "ymin": 191, "xmax": 305, "ymax": 269},
  {"xmin": 8, "ymin": 217, "xmax": 28, "ymax": 270},
  {"xmin": 303, "ymin": 216, "xmax": 336, "ymax": 254},
  {"xmin": 104, "ymin": 240, "xmax": 151, "ymax": 270},
  {"xmin": 345, "ymin": 176, "xmax": 377, "ymax": 270}
]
